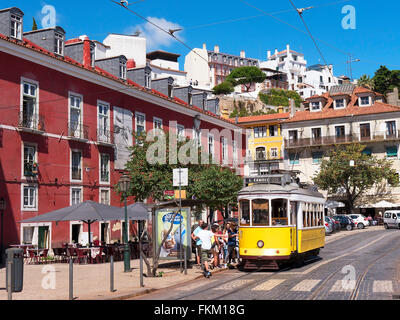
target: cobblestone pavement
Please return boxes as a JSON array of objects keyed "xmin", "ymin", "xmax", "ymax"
[{"xmin": 134, "ymin": 226, "xmax": 400, "ymax": 300}]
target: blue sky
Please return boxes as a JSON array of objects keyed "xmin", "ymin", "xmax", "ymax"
[{"xmin": 6, "ymin": 0, "xmax": 400, "ymax": 79}]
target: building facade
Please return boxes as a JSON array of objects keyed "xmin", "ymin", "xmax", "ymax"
[
  {"xmin": 281, "ymin": 84, "xmax": 400, "ymax": 215},
  {"xmin": 0, "ymin": 6, "xmax": 245, "ymax": 249}
]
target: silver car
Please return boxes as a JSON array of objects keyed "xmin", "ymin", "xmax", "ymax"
[{"xmin": 383, "ymin": 211, "xmax": 400, "ymax": 229}]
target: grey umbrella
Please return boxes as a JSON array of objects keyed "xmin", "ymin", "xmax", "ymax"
[
  {"xmin": 120, "ymin": 202, "xmax": 151, "ymax": 221},
  {"xmin": 20, "ymin": 201, "xmax": 124, "ymax": 246}
]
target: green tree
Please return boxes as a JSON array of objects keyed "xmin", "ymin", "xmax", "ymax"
[
  {"xmin": 313, "ymin": 144, "xmax": 399, "ymax": 214},
  {"xmin": 372, "ymin": 66, "xmax": 400, "ymax": 95},
  {"xmin": 357, "ymin": 74, "xmax": 374, "ymax": 89},
  {"xmin": 32, "ymin": 17, "xmax": 38, "ymax": 31},
  {"xmin": 212, "ymin": 81, "xmax": 234, "ymax": 95},
  {"xmin": 226, "ymin": 66, "xmax": 266, "ymax": 92},
  {"xmin": 259, "ymin": 89, "xmax": 302, "ymax": 108}
]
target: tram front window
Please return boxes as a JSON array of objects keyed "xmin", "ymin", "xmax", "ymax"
[
  {"xmin": 252, "ymin": 199, "xmax": 269, "ymax": 226},
  {"xmin": 240, "ymin": 200, "xmax": 250, "ymax": 226},
  {"xmin": 272, "ymin": 199, "xmax": 288, "ymax": 225}
]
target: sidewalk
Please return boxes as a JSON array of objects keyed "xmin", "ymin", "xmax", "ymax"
[{"xmin": 0, "ymin": 257, "xmax": 228, "ymax": 300}]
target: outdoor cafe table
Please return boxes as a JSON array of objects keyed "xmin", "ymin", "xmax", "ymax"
[{"xmin": 77, "ymin": 247, "xmax": 103, "ymax": 263}]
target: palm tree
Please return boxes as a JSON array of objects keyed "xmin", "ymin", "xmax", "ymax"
[{"xmin": 357, "ymin": 74, "xmax": 374, "ymax": 89}]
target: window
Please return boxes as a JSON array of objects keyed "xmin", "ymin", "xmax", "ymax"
[
  {"xmin": 71, "ymin": 151, "xmax": 82, "ymax": 181},
  {"xmin": 232, "ymin": 140, "xmax": 238, "ymax": 164},
  {"xmin": 270, "ymin": 147, "xmax": 278, "ymax": 158},
  {"xmin": 23, "ymin": 145, "xmax": 36, "ymax": 177},
  {"xmin": 22, "ymin": 226, "xmax": 34, "ymax": 244},
  {"xmin": 100, "ymin": 189, "xmax": 110, "ymax": 205},
  {"xmin": 335, "ymin": 125, "xmax": 345, "ymax": 137},
  {"xmin": 69, "ymin": 93, "xmax": 82, "ymax": 138},
  {"xmin": 90, "ymin": 45, "xmax": 95, "ymax": 67},
  {"xmin": 386, "ymin": 146, "xmax": 398, "ymax": 158},
  {"xmin": 311, "ymin": 128, "xmax": 322, "ymax": 142},
  {"xmin": 334, "ymin": 98, "xmax": 345, "ymax": 109},
  {"xmin": 289, "ymin": 153, "xmax": 299, "ymax": 165},
  {"xmin": 119, "ymin": 60, "xmax": 127, "ymax": 80},
  {"xmin": 55, "ymin": 32, "xmax": 64, "ymax": 55},
  {"xmin": 22, "ymin": 81, "xmax": 38, "ymax": 129},
  {"xmin": 239, "ymin": 200, "xmax": 250, "ymax": 226},
  {"xmin": 360, "ymin": 123, "xmax": 371, "ymax": 140},
  {"xmin": 360, "ymin": 96, "xmax": 370, "ymax": 106},
  {"xmin": 98, "ymin": 101, "xmax": 110, "ymax": 141},
  {"xmin": 10, "ymin": 14, "xmax": 22, "ymax": 40},
  {"xmin": 23, "ymin": 185, "xmax": 37, "ymax": 210},
  {"xmin": 254, "ymin": 126, "xmax": 266, "ymax": 138},
  {"xmin": 386, "ymin": 121, "xmax": 396, "ymax": 138},
  {"xmin": 145, "ymin": 72, "xmax": 151, "ymax": 88},
  {"xmin": 269, "ymin": 125, "xmax": 278, "ymax": 137},
  {"xmin": 289, "ymin": 130, "xmax": 298, "ymax": 141},
  {"xmin": 259, "ymin": 164, "xmax": 268, "ymax": 175},
  {"xmin": 71, "ymin": 188, "xmax": 82, "ymax": 205},
  {"xmin": 193, "ymin": 128, "xmax": 201, "ymax": 148},
  {"xmin": 177, "ymin": 124, "xmax": 185, "ymax": 141},
  {"xmin": 312, "ymin": 151, "xmax": 323, "ymax": 164},
  {"xmin": 135, "ymin": 112, "xmax": 146, "ymax": 134},
  {"xmin": 153, "ymin": 117, "xmax": 163, "ymax": 130},
  {"xmin": 221, "ymin": 137, "xmax": 227, "ymax": 164},
  {"xmin": 311, "ymin": 101, "xmax": 321, "ymax": 111},
  {"xmin": 256, "ymin": 147, "xmax": 266, "ymax": 160},
  {"xmin": 100, "ymin": 154, "xmax": 110, "ymax": 183},
  {"xmin": 252, "ymin": 199, "xmax": 269, "ymax": 226},
  {"xmin": 208, "ymin": 134, "xmax": 214, "ymax": 158}
]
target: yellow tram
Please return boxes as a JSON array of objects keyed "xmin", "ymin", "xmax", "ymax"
[{"xmin": 238, "ymin": 172, "xmax": 325, "ymax": 270}]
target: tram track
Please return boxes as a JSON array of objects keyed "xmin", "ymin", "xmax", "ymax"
[{"xmin": 307, "ymin": 232, "xmax": 400, "ymax": 300}]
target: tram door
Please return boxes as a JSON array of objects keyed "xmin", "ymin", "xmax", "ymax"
[{"xmin": 290, "ymin": 201, "xmax": 298, "ymax": 252}]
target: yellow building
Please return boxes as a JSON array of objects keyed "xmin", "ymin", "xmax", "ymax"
[{"xmin": 238, "ymin": 111, "xmax": 289, "ymax": 175}]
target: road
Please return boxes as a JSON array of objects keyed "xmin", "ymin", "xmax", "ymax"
[{"xmin": 132, "ymin": 227, "xmax": 400, "ymax": 300}]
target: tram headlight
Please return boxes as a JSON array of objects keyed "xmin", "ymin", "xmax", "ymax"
[{"xmin": 257, "ymin": 240, "xmax": 264, "ymax": 248}]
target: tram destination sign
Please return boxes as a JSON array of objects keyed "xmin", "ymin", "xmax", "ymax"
[{"xmin": 245, "ymin": 174, "xmax": 291, "ymax": 186}]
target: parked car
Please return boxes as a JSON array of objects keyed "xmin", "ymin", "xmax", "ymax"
[
  {"xmin": 328, "ymin": 217, "xmax": 340, "ymax": 231},
  {"xmin": 383, "ymin": 211, "xmax": 400, "ymax": 229},
  {"xmin": 347, "ymin": 214, "xmax": 369, "ymax": 229},
  {"xmin": 333, "ymin": 215, "xmax": 354, "ymax": 231},
  {"xmin": 324, "ymin": 221, "xmax": 333, "ymax": 234},
  {"xmin": 325, "ymin": 216, "xmax": 336, "ymax": 232}
]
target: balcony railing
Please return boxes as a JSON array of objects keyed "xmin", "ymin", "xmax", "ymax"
[
  {"xmin": 285, "ymin": 130, "xmax": 400, "ymax": 148},
  {"xmin": 24, "ymin": 163, "xmax": 38, "ymax": 177},
  {"xmin": 97, "ymin": 128, "xmax": 114, "ymax": 146},
  {"xmin": 71, "ymin": 168, "xmax": 81, "ymax": 180},
  {"xmin": 18, "ymin": 112, "xmax": 45, "ymax": 133},
  {"xmin": 68, "ymin": 122, "xmax": 89, "ymax": 141}
]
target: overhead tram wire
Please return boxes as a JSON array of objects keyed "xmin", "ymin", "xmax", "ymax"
[
  {"xmin": 288, "ymin": 0, "xmax": 337, "ymax": 84},
  {"xmin": 239, "ymin": 0, "xmax": 351, "ymax": 57},
  {"xmin": 110, "ymin": 0, "xmax": 210, "ymax": 65}
]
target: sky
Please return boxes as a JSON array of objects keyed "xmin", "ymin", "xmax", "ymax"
[{"xmin": 5, "ymin": 0, "xmax": 400, "ymax": 80}]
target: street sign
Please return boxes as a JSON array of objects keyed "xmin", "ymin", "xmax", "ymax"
[
  {"xmin": 164, "ymin": 190, "xmax": 174, "ymax": 200},
  {"xmin": 173, "ymin": 168, "xmax": 188, "ymax": 186},
  {"xmin": 174, "ymin": 190, "xmax": 186, "ymax": 200}
]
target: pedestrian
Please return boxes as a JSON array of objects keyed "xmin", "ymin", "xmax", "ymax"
[
  {"xmin": 195, "ymin": 222, "xmax": 224, "ymax": 278},
  {"xmin": 227, "ymin": 223, "xmax": 238, "ymax": 265},
  {"xmin": 191, "ymin": 219, "xmax": 203, "ymax": 267},
  {"xmin": 367, "ymin": 215, "xmax": 372, "ymax": 226},
  {"xmin": 222, "ymin": 223, "xmax": 230, "ymax": 265},
  {"xmin": 211, "ymin": 224, "xmax": 220, "ymax": 269}
]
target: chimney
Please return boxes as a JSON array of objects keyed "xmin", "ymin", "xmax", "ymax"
[
  {"xmin": 274, "ymin": 48, "xmax": 278, "ymax": 56},
  {"xmin": 286, "ymin": 44, "xmax": 290, "ymax": 54},
  {"xmin": 127, "ymin": 59, "xmax": 136, "ymax": 69},
  {"xmin": 82, "ymin": 36, "xmax": 92, "ymax": 68},
  {"xmin": 203, "ymin": 43, "xmax": 207, "ymax": 50},
  {"xmin": 278, "ymin": 106, "xmax": 283, "ymax": 114},
  {"xmin": 240, "ymin": 50, "xmax": 245, "ymax": 58},
  {"xmin": 289, "ymin": 99, "xmax": 296, "ymax": 118},
  {"xmin": 214, "ymin": 45, "xmax": 219, "ymax": 53},
  {"xmin": 267, "ymin": 50, "xmax": 271, "ymax": 59}
]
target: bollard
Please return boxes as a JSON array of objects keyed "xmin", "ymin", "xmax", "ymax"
[
  {"xmin": 110, "ymin": 255, "xmax": 115, "ymax": 292},
  {"xmin": 7, "ymin": 260, "xmax": 12, "ymax": 300},
  {"xmin": 184, "ymin": 245, "xmax": 187, "ymax": 275},
  {"xmin": 69, "ymin": 257, "xmax": 73, "ymax": 300}
]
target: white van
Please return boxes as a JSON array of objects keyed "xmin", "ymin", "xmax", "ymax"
[{"xmin": 383, "ymin": 211, "xmax": 400, "ymax": 229}]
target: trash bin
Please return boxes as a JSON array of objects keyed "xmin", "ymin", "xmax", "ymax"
[{"xmin": 5, "ymin": 248, "xmax": 24, "ymax": 293}]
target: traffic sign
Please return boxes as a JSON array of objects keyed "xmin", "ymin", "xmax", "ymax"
[{"xmin": 173, "ymin": 168, "xmax": 188, "ymax": 186}]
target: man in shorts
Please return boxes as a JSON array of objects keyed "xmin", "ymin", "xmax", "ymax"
[{"xmin": 191, "ymin": 219, "xmax": 203, "ymax": 266}]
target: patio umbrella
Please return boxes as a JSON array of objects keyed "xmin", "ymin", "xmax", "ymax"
[
  {"xmin": 20, "ymin": 201, "xmax": 123, "ymax": 246},
  {"xmin": 371, "ymin": 200, "xmax": 399, "ymax": 208},
  {"xmin": 120, "ymin": 202, "xmax": 151, "ymax": 221}
]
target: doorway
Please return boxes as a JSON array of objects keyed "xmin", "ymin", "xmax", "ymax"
[
  {"xmin": 38, "ymin": 226, "xmax": 49, "ymax": 249},
  {"xmin": 72, "ymin": 224, "xmax": 81, "ymax": 244}
]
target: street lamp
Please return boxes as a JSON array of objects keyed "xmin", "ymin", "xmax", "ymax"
[
  {"xmin": 346, "ymin": 57, "xmax": 360, "ymax": 81},
  {"xmin": 0, "ymin": 198, "xmax": 6, "ymax": 265},
  {"xmin": 193, "ymin": 114, "xmax": 201, "ymax": 131},
  {"xmin": 118, "ymin": 174, "xmax": 131, "ymax": 272}
]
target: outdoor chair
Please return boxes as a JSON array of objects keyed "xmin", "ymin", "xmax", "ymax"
[
  {"xmin": 27, "ymin": 249, "xmax": 39, "ymax": 264},
  {"xmin": 38, "ymin": 249, "xmax": 49, "ymax": 264},
  {"xmin": 67, "ymin": 247, "xmax": 78, "ymax": 263},
  {"xmin": 76, "ymin": 248, "xmax": 88, "ymax": 264}
]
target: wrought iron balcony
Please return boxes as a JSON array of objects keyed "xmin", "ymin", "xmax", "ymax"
[
  {"xmin": 18, "ymin": 112, "xmax": 45, "ymax": 134},
  {"xmin": 97, "ymin": 128, "xmax": 114, "ymax": 146},
  {"xmin": 284, "ymin": 130, "xmax": 400, "ymax": 149},
  {"xmin": 246, "ymin": 150, "xmax": 284, "ymax": 162},
  {"xmin": 67, "ymin": 122, "xmax": 89, "ymax": 141},
  {"xmin": 24, "ymin": 162, "xmax": 39, "ymax": 177}
]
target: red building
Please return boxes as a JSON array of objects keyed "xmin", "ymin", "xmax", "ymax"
[{"xmin": 0, "ymin": 7, "xmax": 245, "ymax": 250}]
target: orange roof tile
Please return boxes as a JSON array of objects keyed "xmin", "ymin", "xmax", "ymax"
[{"xmin": 238, "ymin": 112, "xmax": 290, "ymax": 124}]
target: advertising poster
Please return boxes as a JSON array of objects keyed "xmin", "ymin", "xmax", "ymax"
[{"xmin": 155, "ymin": 207, "xmax": 191, "ymax": 259}]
